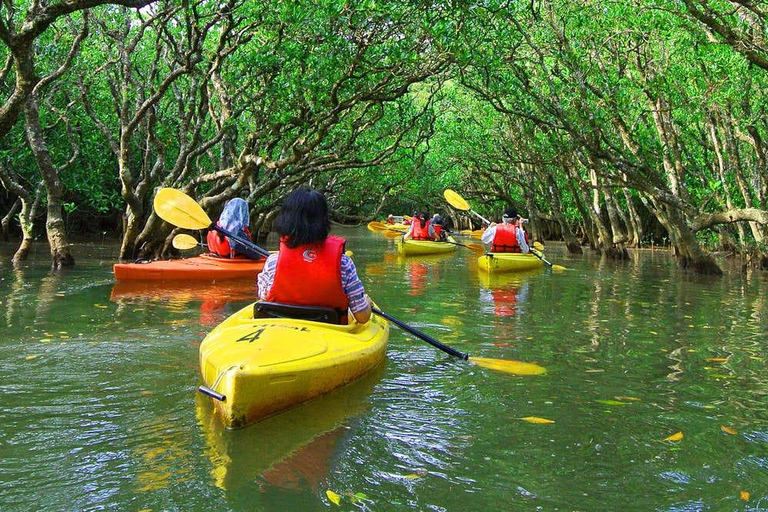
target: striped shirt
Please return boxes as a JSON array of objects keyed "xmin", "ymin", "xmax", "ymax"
[{"xmin": 257, "ymin": 253, "xmax": 369, "ymax": 313}]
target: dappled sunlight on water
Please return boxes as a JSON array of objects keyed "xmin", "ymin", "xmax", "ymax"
[{"xmin": 1, "ymin": 234, "xmax": 767, "ymax": 510}]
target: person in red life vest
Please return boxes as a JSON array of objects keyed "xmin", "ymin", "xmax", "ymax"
[
  {"xmin": 480, "ymin": 209, "xmax": 530, "ymax": 253},
  {"xmin": 404, "ymin": 211, "xmax": 438, "ymax": 241},
  {"xmin": 431, "ymin": 213, "xmax": 448, "ymax": 241},
  {"xmin": 386, "ymin": 214, "xmax": 395, "ymax": 225},
  {"xmin": 206, "ymin": 198, "xmax": 262, "ymax": 259},
  {"xmin": 257, "ymin": 188, "xmax": 372, "ymax": 324}
]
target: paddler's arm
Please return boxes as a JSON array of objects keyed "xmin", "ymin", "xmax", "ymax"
[{"xmin": 342, "ymin": 255, "xmax": 371, "ymax": 324}]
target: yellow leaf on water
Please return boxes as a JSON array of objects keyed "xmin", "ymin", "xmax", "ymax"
[
  {"xmin": 615, "ymin": 396, "xmax": 641, "ymax": 402},
  {"xmin": 707, "ymin": 358, "xmax": 727, "ymax": 362},
  {"xmin": 326, "ymin": 490, "xmax": 341, "ymax": 506},
  {"xmin": 721, "ymin": 425, "xmax": 737, "ymax": 435},
  {"xmin": 520, "ymin": 416, "xmax": 555, "ymax": 424},
  {"xmin": 40, "ymin": 338, "xmax": 52, "ymax": 343},
  {"xmin": 403, "ymin": 474, "xmax": 422, "ymax": 480},
  {"xmin": 649, "ymin": 331, "xmax": 658, "ymax": 335},
  {"xmin": 94, "ymin": 304, "xmax": 108, "ymax": 309},
  {"xmin": 25, "ymin": 354, "xmax": 39, "ymax": 360},
  {"xmin": 741, "ymin": 490, "xmax": 749, "ymax": 501},
  {"xmin": 664, "ymin": 431, "xmax": 683, "ymax": 442}
]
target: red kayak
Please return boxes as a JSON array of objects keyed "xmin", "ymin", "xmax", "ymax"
[{"xmin": 113, "ymin": 254, "xmax": 265, "ymax": 281}]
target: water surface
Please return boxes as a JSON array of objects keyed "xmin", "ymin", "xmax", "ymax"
[{"xmin": 0, "ymin": 230, "xmax": 766, "ymax": 510}]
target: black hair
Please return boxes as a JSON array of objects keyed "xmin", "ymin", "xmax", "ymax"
[
  {"xmin": 274, "ymin": 187, "xmax": 330, "ymax": 248},
  {"xmin": 419, "ymin": 211, "xmax": 429, "ymax": 228}
]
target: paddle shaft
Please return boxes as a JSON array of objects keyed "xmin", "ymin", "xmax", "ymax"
[
  {"xmin": 529, "ymin": 247, "xmax": 553, "ymax": 267},
  {"xmin": 372, "ymin": 307, "xmax": 469, "ymax": 360},
  {"xmin": 212, "ymin": 224, "xmax": 270, "ymax": 259}
]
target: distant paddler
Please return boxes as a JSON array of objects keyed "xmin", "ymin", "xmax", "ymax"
[{"xmin": 481, "ymin": 209, "xmax": 531, "ymax": 254}]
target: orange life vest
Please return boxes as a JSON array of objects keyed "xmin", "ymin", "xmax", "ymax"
[
  {"xmin": 411, "ymin": 220, "xmax": 432, "ymax": 240},
  {"xmin": 491, "ymin": 224, "xmax": 522, "ymax": 253},
  {"xmin": 206, "ymin": 225, "xmax": 252, "ymax": 258},
  {"xmin": 433, "ymin": 224, "xmax": 443, "ymax": 238},
  {"xmin": 266, "ymin": 235, "xmax": 349, "ymax": 322}
]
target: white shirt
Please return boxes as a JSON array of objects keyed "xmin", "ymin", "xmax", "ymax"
[{"xmin": 481, "ymin": 223, "xmax": 529, "ymax": 253}]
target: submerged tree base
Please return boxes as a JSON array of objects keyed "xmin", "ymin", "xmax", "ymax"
[
  {"xmin": 52, "ymin": 251, "xmax": 75, "ymax": 270},
  {"xmin": 677, "ymin": 255, "xmax": 723, "ymax": 275},
  {"xmin": 566, "ymin": 242, "xmax": 583, "ymax": 255},
  {"xmin": 605, "ymin": 246, "xmax": 630, "ymax": 261}
]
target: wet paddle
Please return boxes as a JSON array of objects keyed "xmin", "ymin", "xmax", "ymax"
[
  {"xmin": 371, "ymin": 307, "xmax": 546, "ymax": 375},
  {"xmin": 172, "ymin": 233, "xmax": 200, "ymax": 250},
  {"xmin": 154, "ymin": 188, "xmax": 269, "ymax": 259},
  {"xmin": 368, "ymin": 221, "xmax": 485, "ymax": 254},
  {"xmin": 443, "ymin": 190, "xmax": 566, "ymax": 270}
]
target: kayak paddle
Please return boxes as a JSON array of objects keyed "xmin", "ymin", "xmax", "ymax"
[
  {"xmin": 444, "ymin": 189, "xmax": 566, "ymax": 270},
  {"xmin": 368, "ymin": 221, "xmax": 485, "ymax": 254},
  {"xmin": 372, "ymin": 306, "xmax": 546, "ymax": 375},
  {"xmin": 154, "ymin": 188, "xmax": 269, "ymax": 259},
  {"xmin": 172, "ymin": 233, "xmax": 200, "ymax": 250}
]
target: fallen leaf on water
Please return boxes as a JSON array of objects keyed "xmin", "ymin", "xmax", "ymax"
[
  {"xmin": 721, "ymin": 425, "xmax": 737, "ymax": 435},
  {"xmin": 664, "ymin": 431, "xmax": 683, "ymax": 442},
  {"xmin": 741, "ymin": 490, "xmax": 749, "ymax": 501},
  {"xmin": 326, "ymin": 490, "xmax": 341, "ymax": 506},
  {"xmin": 615, "ymin": 396, "xmax": 641, "ymax": 402},
  {"xmin": 707, "ymin": 358, "xmax": 727, "ymax": 362},
  {"xmin": 403, "ymin": 474, "xmax": 422, "ymax": 480},
  {"xmin": 520, "ymin": 416, "xmax": 555, "ymax": 424},
  {"xmin": 25, "ymin": 354, "xmax": 39, "ymax": 360},
  {"xmin": 649, "ymin": 331, "xmax": 658, "ymax": 335},
  {"xmin": 596, "ymin": 400, "xmax": 628, "ymax": 406},
  {"xmin": 40, "ymin": 338, "xmax": 52, "ymax": 343},
  {"xmin": 585, "ymin": 369, "xmax": 605, "ymax": 373},
  {"xmin": 94, "ymin": 304, "xmax": 108, "ymax": 309},
  {"xmin": 709, "ymin": 374, "xmax": 732, "ymax": 379}
]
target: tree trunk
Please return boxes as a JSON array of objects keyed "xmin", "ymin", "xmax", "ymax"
[
  {"xmin": 24, "ymin": 96, "xmax": 75, "ymax": 269},
  {"xmin": 11, "ymin": 184, "xmax": 43, "ymax": 265},
  {"xmin": 2, "ymin": 198, "xmax": 20, "ymax": 240}
]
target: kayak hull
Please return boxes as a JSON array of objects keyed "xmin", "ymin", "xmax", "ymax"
[
  {"xmin": 113, "ymin": 254, "xmax": 264, "ymax": 281},
  {"xmin": 478, "ymin": 252, "xmax": 544, "ymax": 273},
  {"xmin": 199, "ymin": 303, "xmax": 389, "ymax": 429},
  {"xmin": 397, "ymin": 237, "xmax": 458, "ymax": 256}
]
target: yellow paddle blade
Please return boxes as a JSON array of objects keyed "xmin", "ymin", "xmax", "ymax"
[
  {"xmin": 154, "ymin": 188, "xmax": 212, "ymax": 230},
  {"xmin": 533, "ymin": 241, "xmax": 544, "ymax": 251},
  {"xmin": 403, "ymin": 215, "xmax": 412, "ymax": 221},
  {"xmin": 444, "ymin": 189, "xmax": 471, "ymax": 211},
  {"xmin": 384, "ymin": 230, "xmax": 402, "ymax": 238},
  {"xmin": 465, "ymin": 242, "xmax": 487, "ymax": 255},
  {"xmin": 552, "ymin": 264, "xmax": 567, "ymax": 271},
  {"xmin": 345, "ymin": 250, "xmax": 354, "ymax": 257},
  {"xmin": 367, "ymin": 221, "xmax": 388, "ymax": 232},
  {"xmin": 172, "ymin": 233, "xmax": 198, "ymax": 250},
  {"xmin": 469, "ymin": 356, "xmax": 547, "ymax": 375}
]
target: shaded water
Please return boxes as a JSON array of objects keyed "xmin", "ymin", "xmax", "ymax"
[{"xmin": 1, "ymin": 229, "xmax": 767, "ymax": 510}]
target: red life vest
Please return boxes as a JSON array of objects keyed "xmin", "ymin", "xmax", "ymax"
[
  {"xmin": 266, "ymin": 235, "xmax": 349, "ymax": 322},
  {"xmin": 491, "ymin": 224, "xmax": 521, "ymax": 253},
  {"xmin": 206, "ymin": 225, "xmax": 252, "ymax": 258},
  {"xmin": 411, "ymin": 220, "xmax": 432, "ymax": 240},
  {"xmin": 433, "ymin": 224, "xmax": 443, "ymax": 238}
]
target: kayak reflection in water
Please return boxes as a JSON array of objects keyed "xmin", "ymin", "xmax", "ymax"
[
  {"xmin": 257, "ymin": 188, "xmax": 372, "ymax": 324},
  {"xmin": 206, "ymin": 197, "xmax": 262, "ymax": 259}
]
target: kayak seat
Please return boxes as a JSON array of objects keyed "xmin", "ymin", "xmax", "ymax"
[{"xmin": 254, "ymin": 301, "xmax": 341, "ymax": 325}]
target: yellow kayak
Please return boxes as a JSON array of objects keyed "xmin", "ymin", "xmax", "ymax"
[
  {"xmin": 397, "ymin": 236, "xmax": 458, "ymax": 256},
  {"xmin": 198, "ymin": 301, "xmax": 389, "ymax": 429},
  {"xmin": 478, "ymin": 252, "xmax": 544, "ymax": 273}
]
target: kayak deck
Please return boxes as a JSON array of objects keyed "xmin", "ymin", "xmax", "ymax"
[
  {"xmin": 113, "ymin": 254, "xmax": 265, "ymax": 281},
  {"xmin": 397, "ymin": 236, "xmax": 458, "ymax": 256},
  {"xmin": 199, "ymin": 302, "xmax": 389, "ymax": 429},
  {"xmin": 478, "ymin": 252, "xmax": 544, "ymax": 273}
]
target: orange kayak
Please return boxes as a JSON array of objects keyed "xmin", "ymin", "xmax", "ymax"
[{"xmin": 113, "ymin": 254, "xmax": 265, "ymax": 281}]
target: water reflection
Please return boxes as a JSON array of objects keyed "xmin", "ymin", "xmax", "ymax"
[
  {"xmin": 197, "ymin": 362, "xmax": 385, "ymax": 492},
  {"xmin": 110, "ymin": 280, "xmax": 256, "ymax": 326}
]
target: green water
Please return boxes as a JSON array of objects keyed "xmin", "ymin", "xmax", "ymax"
[{"xmin": 1, "ymin": 228, "xmax": 766, "ymax": 510}]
